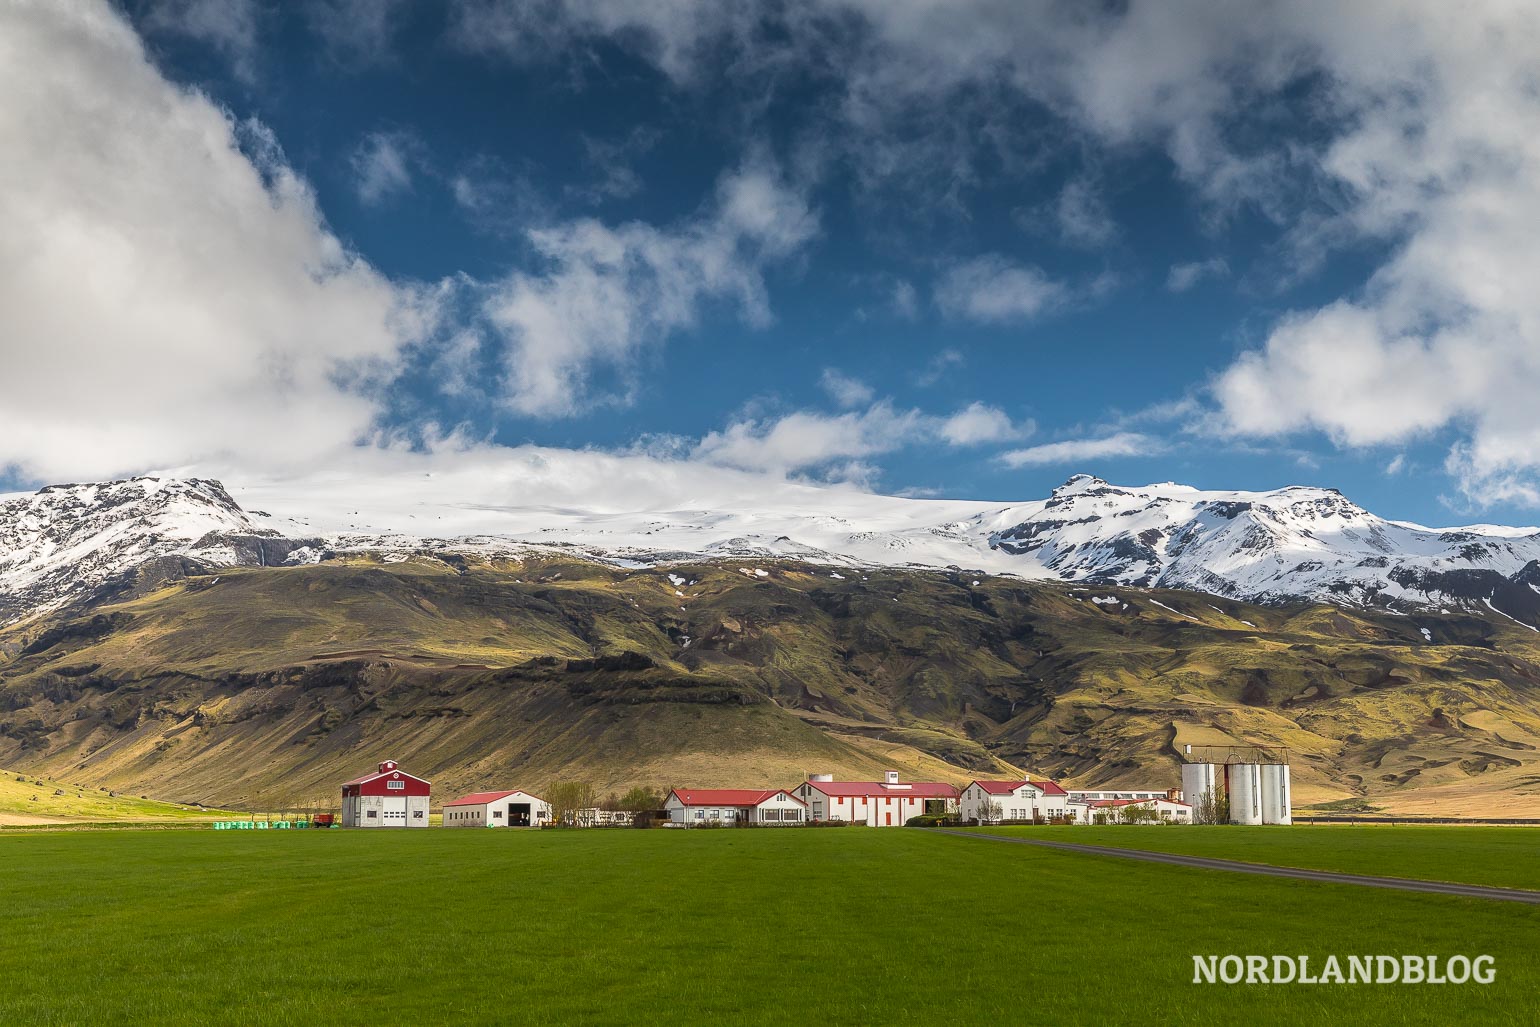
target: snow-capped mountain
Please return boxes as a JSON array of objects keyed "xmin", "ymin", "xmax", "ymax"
[
  {"xmin": 986, "ymin": 475, "xmax": 1540, "ymax": 616},
  {"xmin": 0, "ymin": 478, "xmax": 314, "ymax": 622},
  {"xmin": 4, "ymin": 473, "xmax": 1540, "ymax": 626}
]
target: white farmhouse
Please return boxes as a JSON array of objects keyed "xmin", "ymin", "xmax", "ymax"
[
  {"xmin": 961, "ymin": 779, "xmax": 1072, "ymax": 823},
  {"xmin": 793, "ymin": 772, "xmax": 960, "ymax": 827},
  {"xmin": 442, "ymin": 789, "xmax": 552, "ymax": 828},
  {"xmin": 666, "ymin": 788, "xmax": 807, "ymax": 826}
]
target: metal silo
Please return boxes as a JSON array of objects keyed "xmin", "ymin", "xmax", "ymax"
[
  {"xmin": 1260, "ymin": 763, "xmax": 1292, "ymax": 825},
  {"xmin": 1181, "ymin": 763, "xmax": 1218, "ymax": 813},
  {"xmin": 1227, "ymin": 764, "xmax": 1263, "ymax": 824}
]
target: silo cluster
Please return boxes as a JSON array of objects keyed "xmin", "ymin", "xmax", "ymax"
[{"xmin": 1179, "ymin": 759, "xmax": 1291, "ymax": 825}]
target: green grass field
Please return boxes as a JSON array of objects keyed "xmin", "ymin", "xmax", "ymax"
[
  {"xmin": 961, "ymin": 824, "xmax": 1540, "ymax": 890},
  {"xmin": 0, "ymin": 828, "xmax": 1534, "ymax": 1025}
]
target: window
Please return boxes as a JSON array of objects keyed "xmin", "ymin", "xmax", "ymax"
[
  {"xmin": 695, "ymin": 810, "xmax": 704, "ymax": 820},
  {"xmin": 493, "ymin": 810, "xmax": 503, "ymax": 818},
  {"xmin": 366, "ymin": 810, "xmax": 377, "ymax": 819},
  {"xmin": 413, "ymin": 810, "xmax": 424, "ymax": 819}
]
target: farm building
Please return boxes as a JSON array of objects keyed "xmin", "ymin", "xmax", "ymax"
[
  {"xmin": 961, "ymin": 779, "xmax": 1072, "ymax": 823},
  {"xmin": 1085, "ymin": 797, "xmax": 1191, "ymax": 824},
  {"xmin": 1066, "ymin": 788, "xmax": 1179, "ymax": 804},
  {"xmin": 340, "ymin": 759, "xmax": 430, "ymax": 828},
  {"xmin": 793, "ymin": 772, "xmax": 959, "ymax": 827},
  {"xmin": 666, "ymin": 788, "xmax": 807, "ymax": 826},
  {"xmin": 442, "ymin": 789, "xmax": 551, "ymax": 828}
]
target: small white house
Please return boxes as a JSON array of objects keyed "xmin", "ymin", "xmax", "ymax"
[
  {"xmin": 961, "ymin": 779, "xmax": 1072, "ymax": 823},
  {"xmin": 666, "ymin": 788, "xmax": 807, "ymax": 826},
  {"xmin": 1085, "ymin": 797, "xmax": 1192, "ymax": 824},
  {"xmin": 442, "ymin": 789, "xmax": 552, "ymax": 828}
]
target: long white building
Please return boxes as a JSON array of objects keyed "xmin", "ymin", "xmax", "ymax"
[
  {"xmin": 961, "ymin": 779, "xmax": 1072, "ymax": 822},
  {"xmin": 442, "ymin": 789, "xmax": 551, "ymax": 827},
  {"xmin": 793, "ymin": 772, "xmax": 959, "ymax": 827},
  {"xmin": 666, "ymin": 788, "xmax": 806, "ymax": 826}
]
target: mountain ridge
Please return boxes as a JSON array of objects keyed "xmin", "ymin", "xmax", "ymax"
[{"xmin": 5, "ymin": 473, "xmax": 1540, "ymax": 628}]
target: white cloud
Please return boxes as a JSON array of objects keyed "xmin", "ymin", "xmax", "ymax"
[
  {"xmin": 693, "ymin": 402, "xmax": 926, "ymax": 476},
  {"xmin": 693, "ymin": 395, "xmax": 1025, "ymax": 478},
  {"xmin": 819, "ymin": 369, "xmax": 874, "ymax": 408},
  {"xmin": 306, "ymin": 0, "xmax": 410, "ymax": 67},
  {"xmin": 916, "ymin": 347, "xmax": 964, "ymax": 387},
  {"xmin": 483, "ymin": 159, "xmax": 818, "ymax": 417},
  {"xmin": 454, "ymin": 3, "xmax": 1540, "ymax": 507},
  {"xmin": 1166, "ymin": 257, "xmax": 1229, "ymax": 293},
  {"xmin": 999, "ymin": 432, "xmax": 1156, "ymax": 468},
  {"xmin": 0, "ymin": 1, "xmax": 428, "ymax": 483},
  {"xmin": 935, "ymin": 255, "xmax": 1068, "ymax": 323},
  {"xmin": 351, "ymin": 130, "xmax": 421, "ymax": 206},
  {"xmin": 1054, "ymin": 178, "xmax": 1117, "ymax": 248},
  {"xmin": 939, "ymin": 402, "xmax": 1025, "ymax": 446},
  {"xmin": 140, "ymin": 0, "xmax": 262, "ymax": 83}
]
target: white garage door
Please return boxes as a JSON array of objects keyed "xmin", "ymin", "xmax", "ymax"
[{"xmin": 381, "ymin": 796, "xmax": 407, "ymax": 826}]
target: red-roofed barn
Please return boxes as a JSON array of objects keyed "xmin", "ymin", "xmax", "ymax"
[
  {"xmin": 666, "ymin": 788, "xmax": 806, "ymax": 826},
  {"xmin": 442, "ymin": 789, "xmax": 551, "ymax": 828},
  {"xmin": 340, "ymin": 760, "xmax": 430, "ymax": 828},
  {"xmin": 793, "ymin": 772, "xmax": 960, "ymax": 827}
]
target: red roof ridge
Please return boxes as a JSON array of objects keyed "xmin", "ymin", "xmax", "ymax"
[
  {"xmin": 800, "ymin": 780, "xmax": 960, "ymax": 798},
  {"xmin": 670, "ymin": 788, "xmax": 807, "ymax": 807},
  {"xmin": 341, "ymin": 768, "xmax": 432, "ymax": 787}
]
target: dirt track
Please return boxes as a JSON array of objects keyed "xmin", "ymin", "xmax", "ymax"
[{"xmin": 935, "ymin": 829, "xmax": 1540, "ymax": 905}]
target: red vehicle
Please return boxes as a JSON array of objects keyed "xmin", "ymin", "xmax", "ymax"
[{"xmin": 312, "ymin": 814, "xmax": 337, "ymax": 829}]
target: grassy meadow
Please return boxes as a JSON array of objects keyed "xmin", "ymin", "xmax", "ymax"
[
  {"xmin": 0, "ymin": 767, "xmax": 228, "ymax": 825},
  {"xmin": 963, "ymin": 824, "xmax": 1540, "ymax": 891},
  {"xmin": 0, "ymin": 827, "xmax": 1534, "ymax": 1025}
]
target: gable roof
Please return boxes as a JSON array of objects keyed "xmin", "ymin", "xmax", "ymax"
[
  {"xmin": 801, "ymin": 780, "xmax": 961, "ymax": 799},
  {"xmin": 443, "ymin": 790, "xmax": 544, "ymax": 807},
  {"xmin": 1030, "ymin": 780, "xmax": 1068, "ymax": 796},
  {"xmin": 341, "ymin": 768, "xmax": 431, "ymax": 787},
  {"xmin": 670, "ymin": 788, "xmax": 805, "ymax": 807}
]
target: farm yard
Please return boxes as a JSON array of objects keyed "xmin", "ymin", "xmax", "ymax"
[{"xmin": 1, "ymin": 827, "xmax": 1535, "ymax": 1025}]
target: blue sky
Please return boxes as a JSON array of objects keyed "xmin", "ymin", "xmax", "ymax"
[{"xmin": 4, "ymin": 2, "xmax": 1539, "ymax": 528}]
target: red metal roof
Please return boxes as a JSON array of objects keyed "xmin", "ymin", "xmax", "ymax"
[
  {"xmin": 800, "ymin": 780, "xmax": 960, "ymax": 799},
  {"xmin": 443, "ymin": 790, "xmax": 544, "ymax": 807},
  {"xmin": 341, "ymin": 768, "xmax": 431, "ymax": 787},
  {"xmin": 670, "ymin": 788, "xmax": 805, "ymax": 807},
  {"xmin": 1030, "ymin": 780, "xmax": 1068, "ymax": 796}
]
